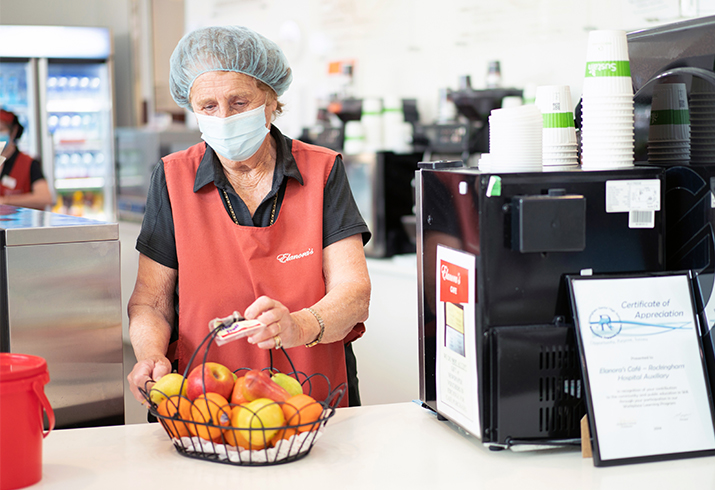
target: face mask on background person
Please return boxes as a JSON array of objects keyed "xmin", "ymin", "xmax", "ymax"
[
  {"xmin": 0, "ymin": 132, "xmax": 10, "ymax": 154},
  {"xmin": 195, "ymin": 105, "xmax": 269, "ymax": 162}
]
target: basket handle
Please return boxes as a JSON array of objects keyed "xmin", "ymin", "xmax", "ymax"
[{"xmin": 33, "ymin": 374, "xmax": 55, "ymax": 438}]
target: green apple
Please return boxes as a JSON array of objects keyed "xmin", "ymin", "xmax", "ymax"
[
  {"xmin": 150, "ymin": 373, "xmax": 188, "ymax": 406},
  {"xmin": 271, "ymin": 372, "xmax": 303, "ymax": 397}
]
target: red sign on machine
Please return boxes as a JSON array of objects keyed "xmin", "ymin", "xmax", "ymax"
[{"xmin": 439, "ymin": 260, "xmax": 469, "ymax": 304}]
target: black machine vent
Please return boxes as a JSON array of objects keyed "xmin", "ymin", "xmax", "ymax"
[
  {"xmin": 491, "ymin": 325, "xmax": 585, "ymax": 445},
  {"xmin": 538, "ymin": 344, "xmax": 582, "ymax": 434}
]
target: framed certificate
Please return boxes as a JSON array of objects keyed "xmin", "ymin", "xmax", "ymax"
[{"xmin": 567, "ymin": 271, "xmax": 715, "ymax": 466}]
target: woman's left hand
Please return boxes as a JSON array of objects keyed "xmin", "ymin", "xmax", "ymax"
[{"xmin": 243, "ymin": 296, "xmax": 302, "ymax": 350}]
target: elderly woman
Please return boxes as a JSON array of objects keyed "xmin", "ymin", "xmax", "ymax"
[{"xmin": 127, "ymin": 26, "xmax": 371, "ymax": 408}]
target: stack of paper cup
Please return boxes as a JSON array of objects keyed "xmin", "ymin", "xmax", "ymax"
[
  {"xmin": 501, "ymin": 96, "xmax": 523, "ymax": 108},
  {"xmin": 647, "ymin": 83, "xmax": 690, "ymax": 165},
  {"xmin": 382, "ymin": 96, "xmax": 411, "ymax": 153},
  {"xmin": 689, "ymin": 77, "xmax": 715, "ymax": 164},
  {"xmin": 343, "ymin": 120, "xmax": 365, "ymax": 155},
  {"xmin": 580, "ymin": 30, "xmax": 635, "ymax": 169},
  {"xmin": 535, "ymin": 85, "xmax": 578, "ymax": 167},
  {"xmin": 482, "ymin": 104, "xmax": 542, "ymax": 172},
  {"xmin": 361, "ymin": 97, "xmax": 383, "ymax": 152}
]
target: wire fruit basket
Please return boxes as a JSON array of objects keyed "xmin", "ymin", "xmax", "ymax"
[{"xmin": 140, "ymin": 323, "xmax": 346, "ymax": 466}]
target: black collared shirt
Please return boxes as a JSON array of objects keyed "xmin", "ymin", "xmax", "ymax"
[{"xmin": 137, "ymin": 125, "xmax": 370, "ymax": 270}]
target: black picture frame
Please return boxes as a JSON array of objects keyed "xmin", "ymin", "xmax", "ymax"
[{"xmin": 567, "ymin": 270, "xmax": 715, "ymax": 467}]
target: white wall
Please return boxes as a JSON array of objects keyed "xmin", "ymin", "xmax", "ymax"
[{"xmin": 182, "ymin": 0, "xmax": 715, "ymax": 138}]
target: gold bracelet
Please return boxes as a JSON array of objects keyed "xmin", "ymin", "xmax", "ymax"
[{"xmin": 304, "ymin": 307, "xmax": 325, "ymax": 347}]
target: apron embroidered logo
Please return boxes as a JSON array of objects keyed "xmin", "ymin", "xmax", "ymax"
[{"xmin": 277, "ymin": 248, "xmax": 314, "ymax": 263}]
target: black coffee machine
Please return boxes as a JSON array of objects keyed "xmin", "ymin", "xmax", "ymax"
[
  {"xmin": 418, "ymin": 87, "xmax": 523, "ymax": 163},
  {"xmin": 416, "ymin": 164, "xmax": 665, "ymax": 448}
]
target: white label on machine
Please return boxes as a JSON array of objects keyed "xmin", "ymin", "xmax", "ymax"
[
  {"xmin": 605, "ymin": 179, "xmax": 661, "ymax": 213},
  {"xmin": 435, "ymin": 245, "xmax": 480, "ymax": 438}
]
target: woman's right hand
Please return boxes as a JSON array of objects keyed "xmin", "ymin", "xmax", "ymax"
[{"xmin": 127, "ymin": 355, "xmax": 173, "ymax": 404}]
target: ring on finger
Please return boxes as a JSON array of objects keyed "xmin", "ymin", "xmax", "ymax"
[{"xmin": 274, "ymin": 335, "xmax": 282, "ymax": 350}]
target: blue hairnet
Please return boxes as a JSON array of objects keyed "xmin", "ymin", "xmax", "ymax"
[{"xmin": 169, "ymin": 25, "xmax": 293, "ymax": 111}]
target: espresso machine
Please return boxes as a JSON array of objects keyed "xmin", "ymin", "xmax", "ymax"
[
  {"xmin": 310, "ymin": 97, "xmax": 424, "ymax": 258},
  {"xmin": 419, "ymin": 84, "xmax": 523, "ymax": 164},
  {"xmin": 416, "ymin": 164, "xmax": 665, "ymax": 448}
]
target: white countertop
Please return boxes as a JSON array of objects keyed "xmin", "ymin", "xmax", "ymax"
[{"xmin": 28, "ymin": 402, "xmax": 715, "ymax": 489}]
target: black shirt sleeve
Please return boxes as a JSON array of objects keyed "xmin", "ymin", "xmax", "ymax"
[
  {"xmin": 136, "ymin": 160, "xmax": 178, "ymax": 269},
  {"xmin": 323, "ymin": 155, "xmax": 372, "ymax": 248},
  {"xmin": 29, "ymin": 159, "xmax": 45, "ymax": 184}
]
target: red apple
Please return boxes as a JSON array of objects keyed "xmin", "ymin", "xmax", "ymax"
[{"xmin": 186, "ymin": 362, "xmax": 234, "ymax": 401}]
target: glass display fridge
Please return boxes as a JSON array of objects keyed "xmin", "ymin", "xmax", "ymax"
[{"xmin": 0, "ymin": 26, "xmax": 115, "ymax": 221}]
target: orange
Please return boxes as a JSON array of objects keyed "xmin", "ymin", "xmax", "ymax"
[
  {"xmin": 190, "ymin": 392, "xmax": 231, "ymax": 441},
  {"xmin": 270, "ymin": 427, "xmax": 298, "ymax": 447},
  {"xmin": 157, "ymin": 395, "xmax": 192, "ymax": 439},
  {"xmin": 281, "ymin": 394, "xmax": 323, "ymax": 432}
]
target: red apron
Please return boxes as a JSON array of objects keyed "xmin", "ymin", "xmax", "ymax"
[
  {"xmin": 0, "ymin": 151, "xmax": 33, "ymax": 196},
  {"xmin": 164, "ymin": 141, "xmax": 363, "ymax": 406}
]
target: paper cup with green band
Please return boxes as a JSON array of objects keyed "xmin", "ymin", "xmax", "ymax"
[
  {"xmin": 361, "ymin": 97, "xmax": 383, "ymax": 152},
  {"xmin": 648, "ymin": 110, "xmax": 691, "ymax": 141},
  {"xmin": 581, "ymin": 135, "xmax": 634, "ymax": 146},
  {"xmin": 579, "ymin": 29, "xmax": 635, "ymax": 170},
  {"xmin": 535, "ymin": 85, "xmax": 573, "ymax": 113},
  {"xmin": 648, "ymin": 83, "xmax": 690, "ymax": 142},
  {"xmin": 651, "ymin": 83, "xmax": 688, "ymax": 111},
  {"xmin": 585, "ymin": 30, "xmax": 630, "ymax": 62},
  {"xmin": 580, "ymin": 97, "xmax": 634, "ymax": 109},
  {"xmin": 343, "ymin": 121, "xmax": 365, "ymax": 155},
  {"xmin": 543, "ymin": 128, "xmax": 577, "ymax": 146},
  {"xmin": 535, "ymin": 85, "xmax": 577, "ymax": 148},
  {"xmin": 542, "ymin": 112, "xmax": 575, "ymax": 128},
  {"xmin": 585, "ymin": 60, "xmax": 631, "ymax": 78},
  {"xmin": 582, "ymin": 71, "xmax": 633, "ymax": 95}
]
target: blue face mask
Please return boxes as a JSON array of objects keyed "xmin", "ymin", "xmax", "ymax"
[
  {"xmin": 0, "ymin": 132, "xmax": 10, "ymax": 146},
  {"xmin": 195, "ymin": 105, "xmax": 269, "ymax": 162}
]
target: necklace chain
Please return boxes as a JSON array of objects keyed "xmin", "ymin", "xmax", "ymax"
[{"xmin": 221, "ymin": 189, "xmax": 277, "ymax": 226}]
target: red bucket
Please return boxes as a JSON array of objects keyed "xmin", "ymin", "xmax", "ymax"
[{"xmin": 0, "ymin": 353, "xmax": 55, "ymax": 490}]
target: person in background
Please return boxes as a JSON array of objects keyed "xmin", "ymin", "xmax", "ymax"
[
  {"xmin": 127, "ymin": 25, "xmax": 371, "ymax": 409},
  {"xmin": 0, "ymin": 109, "xmax": 53, "ymax": 210}
]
